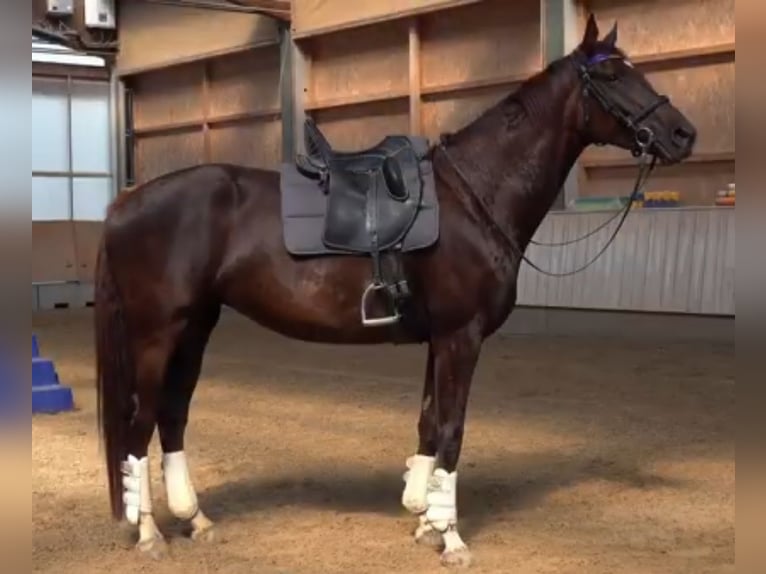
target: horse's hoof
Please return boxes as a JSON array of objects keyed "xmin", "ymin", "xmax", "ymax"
[
  {"xmin": 415, "ymin": 528, "xmax": 444, "ymax": 548},
  {"xmin": 191, "ymin": 524, "xmax": 216, "ymax": 543},
  {"xmin": 441, "ymin": 547, "xmax": 473, "ymax": 568},
  {"xmin": 136, "ymin": 535, "xmax": 168, "ymax": 560}
]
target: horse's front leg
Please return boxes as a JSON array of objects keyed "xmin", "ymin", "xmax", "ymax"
[
  {"xmin": 404, "ymin": 322, "xmax": 482, "ymax": 567},
  {"xmin": 402, "ymin": 346, "xmax": 441, "ymax": 546}
]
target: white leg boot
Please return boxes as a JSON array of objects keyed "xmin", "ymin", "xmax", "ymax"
[
  {"xmin": 162, "ymin": 451, "xmax": 214, "ymax": 541},
  {"xmin": 402, "ymin": 454, "xmax": 436, "ymax": 514},
  {"xmin": 122, "ymin": 455, "xmax": 166, "ymax": 558},
  {"xmin": 426, "ymin": 469, "xmax": 472, "ymax": 568}
]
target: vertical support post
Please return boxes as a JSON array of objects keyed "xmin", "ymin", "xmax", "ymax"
[
  {"xmin": 289, "ymin": 34, "xmax": 311, "ymax": 157},
  {"xmin": 202, "ymin": 61, "xmax": 212, "ymax": 163},
  {"xmin": 124, "ymin": 85, "xmax": 136, "ymax": 188},
  {"xmin": 543, "ymin": 0, "xmax": 582, "ymax": 210},
  {"xmin": 109, "ymin": 69, "xmax": 123, "ymax": 197},
  {"xmin": 66, "ymin": 74, "xmax": 74, "ymax": 220},
  {"xmin": 408, "ymin": 18, "xmax": 422, "ymax": 136},
  {"xmin": 279, "ymin": 24, "xmax": 295, "ymax": 162}
]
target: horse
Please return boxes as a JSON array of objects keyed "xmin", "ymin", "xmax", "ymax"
[{"xmin": 95, "ymin": 14, "xmax": 696, "ymax": 568}]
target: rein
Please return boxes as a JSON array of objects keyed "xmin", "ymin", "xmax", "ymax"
[
  {"xmin": 438, "ymin": 143, "xmax": 656, "ymax": 277},
  {"xmin": 436, "ymin": 50, "xmax": 663, "ymax": 278}
]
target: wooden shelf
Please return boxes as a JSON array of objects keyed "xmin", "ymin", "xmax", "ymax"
[
  {"xmin": 134, "ymin": 108, "xmax": 281, "ymax": 136},
  {"xmin": 134, "ymin": 118, "xmax": 205, "ymax": 136},
  {"xmin": 582, "ymin": 151, "xmax": 735, "ymax": 169},
  {"xmin": 207, "ymin": 108, "xmax": 282, "ymax": 126},
  {"xmin": 291, "ymin": 0, "xmax": 481, "ymax": 40},
  {"xmin": 305, "ymin": 89, "xmax": 409, "ymax": 111},
  {"xmin": 631, "ymin": 42, "xmax": 735, "ymax": 68},
  {"xmin": 422, "ymin": 70, "xmax": 536, "ymax": 98}
]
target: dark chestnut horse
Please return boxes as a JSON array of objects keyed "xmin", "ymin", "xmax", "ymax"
[{"xmin": 96, "ymin": 15, "xmax": 696, "ymax": 567}]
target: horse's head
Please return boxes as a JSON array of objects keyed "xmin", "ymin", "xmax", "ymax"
[{"xmin": 574, "ymin": 14, "xmax": 697, "ymax": 164}]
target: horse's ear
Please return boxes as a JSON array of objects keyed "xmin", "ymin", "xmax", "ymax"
[
  {"xmin": 582, "ymin": 13, "xmax": 600, "ymax": 48},
  {"xmin": 603, "ymin": 21, "xmax": 618, "ymax": 46}
]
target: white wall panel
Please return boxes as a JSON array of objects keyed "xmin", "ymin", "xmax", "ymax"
[
  {"xmin": 32, "ymin": 177, "xmax": 70, "ymax": 220},
  {"xmin": 32, "ymin": 78, "xmax": 69, "ymax": 172},
  {"xmin": 71, "ymin": 81, "xmax": 111, "ymax": 173},
  {"xmin": 73, "ymin": 178, "xmax": 112, "ymax": 221},
  {"xmin": 518, "ymin": 208, "xmax": 735, "ymax": 316}
]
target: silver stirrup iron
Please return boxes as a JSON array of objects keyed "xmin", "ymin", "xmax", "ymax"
[{"xmin": 360, "ymin": 282, "xmax": 400, "ymax": 327}]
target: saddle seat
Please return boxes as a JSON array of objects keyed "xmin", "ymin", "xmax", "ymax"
[{"xmin": 293, "ymin": 118, "xmax": 430, "ymax": 327}]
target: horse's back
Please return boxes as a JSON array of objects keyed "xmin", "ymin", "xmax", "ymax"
[{"xmin": 101, "ymin": 164, "xmax": 277, "ymax": 316}]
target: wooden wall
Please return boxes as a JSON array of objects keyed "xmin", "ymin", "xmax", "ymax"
[
  {"xmin": 127, "ymin": 45, "xmax": 282, "ymax": 184},
  {"xmin": 117, "ymin": 0, "xmax": 279, "ymax": 75},
  {"xmin": 578, "ymin": 0, "xmax": 735, "ymax": 206},
  {"xmin": 301, "ymin": 0, "xmax": 542, "ymax": 150},
  {"xmin": 32, "ymin": 222, "xmax": 102, "ymax": 284},
  {"xmin": 291, "ymin": 0, "xmax": 481, "ymax": 38}
]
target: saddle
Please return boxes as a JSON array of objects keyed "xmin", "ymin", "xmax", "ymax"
[{"xmin": 291, "ymin": 118, "xmax": 432, "ymax": 327}]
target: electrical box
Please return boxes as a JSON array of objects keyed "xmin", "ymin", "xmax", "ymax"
[
  {"xmin": 46, "ymin": 0, "xmax": 74, "ymax": 16},
  {"xmin": 84, "ymin": 0, "xmax": 117, "ymax": 30}
]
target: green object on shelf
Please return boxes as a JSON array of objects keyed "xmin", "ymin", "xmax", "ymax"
[{"xmin": 570, "ymin": 197, "xmax": 630, "ymax": 211}]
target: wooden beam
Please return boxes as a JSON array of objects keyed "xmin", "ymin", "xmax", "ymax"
[
  {"xmin": 279, "ymin": 25, "xmax": 295, "ymax": 162},
  {"xmin": 408, "ymin": 19, "xmax": 422, "ymax": 136},
  {"xmin": 421, "ymin": 71, "xmax": 535, "ymax": 99},
  {"xmin": 133, "ymin": 108, "xmax": 282, "ymax": 136},
  {"xmin": 542, "ymin": 0, "xmax": 581, "ymax": 209},
  {"xmin": 305, "ymin": 90, "xmax": 410, "ymax": 112},
  {"xmin": 33, "ymin": 62, "xmax": 110, "ymax": 81},
  {"xmin": 202, "ymin": 62, "xmax": 212, "ymax": 162},
  {"xmin": 290, "ymin": 38, "xmax": 311, "ymax": 155},
  {"xmin": 231, "ymin": 0, "xmax": 291, "ymax": 19},
  {"xmin": 207, "ymin": 109, "xmax": 282, "ymax": 126},
  {"xmin": 630, "ymin": 42, "xmax": 735, "ymax": 68},
  {"xmin": 291, "ymin": 0, "xmax": 482, "ymax": 40},
  {"xmin": 582, "ymin": 152, "xmax": 735, "ymax": 169},
  {"xmin": 117, "ymin": 39, "xmax": 279, "ymax": 77}
]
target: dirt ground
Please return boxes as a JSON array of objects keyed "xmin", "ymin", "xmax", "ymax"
[{"xmin": 32, "ymin": 309, "xmax": 734, "ymax": 574}]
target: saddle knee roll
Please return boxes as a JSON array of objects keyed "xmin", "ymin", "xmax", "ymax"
[
  {"xmin": 162, "ymin": 451, "xmax": 199, "ymax": 520},
  {"xmin": 121, "ymin": 455, "xmax": 152, "ymax": 525}
]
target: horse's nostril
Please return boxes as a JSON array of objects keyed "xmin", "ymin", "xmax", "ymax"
[{"xmin": 673, "ymin": 126, "xmax": 696, "ymax": 148}]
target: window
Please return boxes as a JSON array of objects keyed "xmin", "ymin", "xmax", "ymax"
[{"xmin": 32, "ymin": 39, "xmax": 113, "ymax": 222}]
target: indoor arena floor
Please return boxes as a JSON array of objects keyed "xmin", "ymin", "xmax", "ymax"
[{"xmin": 32, "ymin": 309, "xmax": 734, "ymax": 574}]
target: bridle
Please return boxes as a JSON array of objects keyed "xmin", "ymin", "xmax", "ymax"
[
  {"xmin": 437, "ymin": 50, "xmax": 667, "ymax": 277},
  {"xmin": 576, "ymin": 50, "xmax": 671, "ymax": 157}
]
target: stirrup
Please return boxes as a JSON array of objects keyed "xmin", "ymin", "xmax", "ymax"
[{"xmin": 360, "ymin": 282, "xmax": 400, "ymax": 327}]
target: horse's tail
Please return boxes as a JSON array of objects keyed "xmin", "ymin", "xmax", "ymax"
[{"xmin": 94, "ymin": 235, "xmax": 133, "ymax": 521}]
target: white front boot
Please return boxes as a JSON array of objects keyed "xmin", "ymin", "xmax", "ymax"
[{"xmin": 402, "ymin": 454, "xmax": 436, "ymax": 514}]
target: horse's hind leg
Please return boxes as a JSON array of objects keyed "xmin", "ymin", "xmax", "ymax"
[
  {"xmin": 124, "ymin": 326, "xmax": 184, "ymax": 559},
  {"xmin": 157, "ymin": 306, "xmax": 220, "ymax": 542}
]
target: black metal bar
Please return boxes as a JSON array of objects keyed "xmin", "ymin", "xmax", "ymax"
[
  {"xmin": 142, "ymin": 0, "xmax": 289, "ymax": 18},
  {"xmin": 124, "ymin": 88, "xmax": 136, "ymax": 187}
]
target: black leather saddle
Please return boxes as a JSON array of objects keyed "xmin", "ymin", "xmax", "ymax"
[{"xmin": 295, "ymin": 118, "xmax": 427, "ymax": 327}]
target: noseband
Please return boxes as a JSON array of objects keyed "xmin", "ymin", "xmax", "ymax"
[{"xmin": 576, "ymin": 52, "xmax": 670, "ymax": 157}]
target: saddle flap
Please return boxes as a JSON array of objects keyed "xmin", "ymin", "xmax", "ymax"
[{"xmin": 321, "ymin": 142, "xmax": 424, "ymax": 253}]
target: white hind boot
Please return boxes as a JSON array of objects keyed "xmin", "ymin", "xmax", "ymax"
[
  {"xmin": 162, "ymin": 451, "xmax": 214, "ymax": 541},
  {"xmin": 122, "ymin": 455, "xmax": 166, "ymax": 558}
]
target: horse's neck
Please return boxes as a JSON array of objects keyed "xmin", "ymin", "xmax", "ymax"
[{"xmin": 445, "ymin": 58, "xmax": 586, "ymax": 247}]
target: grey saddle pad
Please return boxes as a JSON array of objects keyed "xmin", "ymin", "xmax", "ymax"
[{"xmin": 280, "ymin": 151, "xmax": 439, "ymax": 257}]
